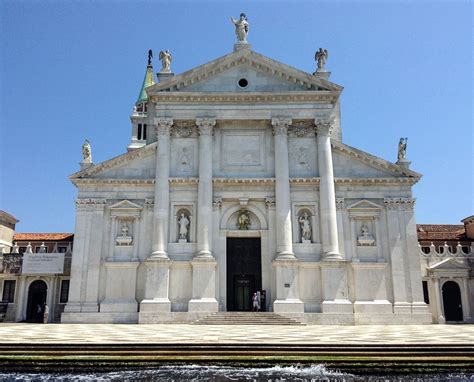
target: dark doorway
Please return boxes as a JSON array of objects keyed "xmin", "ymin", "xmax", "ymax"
[
  {"xmin": 26, "ymin": 280, "xmax": 47, "ymax": 322},
  {"xmin": 226, "ymin": 238, "xmax": 261, "ymax": 311},
  {"xmin": 442, "ymin": 281, "xmax": 463, "ymax": 322}
]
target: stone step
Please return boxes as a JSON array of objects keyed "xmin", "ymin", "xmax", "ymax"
[{"xmin": 194, "ymin": 312, "xmax": 305, "ymax": 325}]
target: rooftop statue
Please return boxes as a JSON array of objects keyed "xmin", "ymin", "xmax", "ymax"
[
  {"xmin": 159, "ymin": 50, "xmax": 172, "ymax": 73},
  {"xmin": 315, "ymin": 48, "xmax": 328, "ymax": 71},
  {"xmin": 82, "ymin": 139, "xmax": 92, "ymax": 163},
  {"xmin": 147, "ymin": 49, "xmax": 153, "ymax": 66},
  {"xmin": 398, "ymin": 137, "xmax": 408, "ymax": 160},
  {"xmin": 231, "ymin": 13, "xmax": 249, "ymax": 43}
]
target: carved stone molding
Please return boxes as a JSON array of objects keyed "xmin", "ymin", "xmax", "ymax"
[
  {"xmin": 265, "ymin": 197, "xmax": 276, "ymax": 208},
  {"xmin": 271, "ymin": 118, "xmax": 292, "ymax": 136},
  {"xmin": 155, "ymin": 118, "xmax": 174, "ymax": 136},
  {"xmin": 150, "ymin": 93, "xmax": 338, "ymax": 104},
  {"xmin": 384, "ymin": 197, "xmax": 416, "ymax": 211},
  {"xmin": 291, "ymin": 122, "xmax": 314, "ymax": 138},
  {"xmin": 314, "ymin": 117, "xmax": 335, "ymax": 136},
  {"xmin": 196, "ymin": 118, "xmax": 216, "ymax": 136},
  {"xmin": 212, "ymin": 198, "xmax": 223, "ymax": 208},
  {"xmin": 172, "ymin": 120, "xmax": 197, "ymax": 137},
  {"xmin": 336, "ymin": 198, "xmax": 346, "ymax": 210},
  {"xmin": 75, "ymin": 198, "xmax": 107, "ymax": 211},
  {"xmin": 145, "ymin": 198, "xmax": 154, "ymax": 209}
]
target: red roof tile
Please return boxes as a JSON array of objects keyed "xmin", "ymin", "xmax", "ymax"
[
  {"xmin": 13, "ymin": 233, "xmax": 74, "ymax": 241},
  {"xmin": 417, "ymin": 224, "xmax": 468, "ymax": 242}
]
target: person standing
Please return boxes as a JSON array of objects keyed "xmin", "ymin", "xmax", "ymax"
[
  {"xmin": 43, "ymin": 304, "xmax": 49, "ymax": 324},
  {"xmin": 252, "ymin": 293, "xmax": 260, "ymax": 312}
]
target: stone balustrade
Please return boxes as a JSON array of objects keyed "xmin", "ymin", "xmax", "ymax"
[{"xmin": 418, "ymin": 242, "xmax": 474, "ymax": 258}]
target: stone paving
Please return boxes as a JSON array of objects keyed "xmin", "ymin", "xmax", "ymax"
[{"xmin": 0, "ymin": 324, "xmax": 473, "ymax": 344}]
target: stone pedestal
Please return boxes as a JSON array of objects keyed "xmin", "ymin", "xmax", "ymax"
[
  {"xmin": 396, "ymin": 159, "xmax": 411, "ymax": 169},
  {"xmin": 139, "ymin": 258, "xmax": 171, "ymax": 312},
  {"xmin": 157, "ymin": 72, "xmax": 174, "ymax": 82},
  {"xmin": 100, "ymin": 261, "xmax": 139, "ymax": 313},
  {"xmin": 313, "ymin": 70, "xmax": 331, "ymax": 79},
  {"xmin": 272, "ymin": 258, "xmax": 304, "ymax": 313},
  {"xmin": 188, "ymin": 258, "xmax": 218, "ymax": 312},
  {"xmin": 321, "ymin": 262, "xmax": 352, "ymax": 313},
  {"xmin": 234, "ymin": 42, "xmax": 251, "ymax": 51}
]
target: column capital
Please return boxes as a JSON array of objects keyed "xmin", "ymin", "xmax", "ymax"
[
  {"xmin": 196, "ymin": 118, "xmax": 216, "ymax": 135},
  {"xmin": 271, "ymin": 117, "xmax": 292, "ymax": 136},
  {"xmin": 265, "ymin": 197, "xmax": 276, "ymax": 208},
  {"xmin": 155, "ymin": 118, "xmax": 174, "ymax": 136},
  {"xmin": 335, "ymin": 198, "xmax": 346, "ymax": 210},
  {"xmin": 314, "ymin": 117, "xmax": 335, "ymax": 136}
]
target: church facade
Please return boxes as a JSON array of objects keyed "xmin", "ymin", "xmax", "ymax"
[{"xmin": 62, "ymin": 25, "xmax": 431, "ymax": 324}]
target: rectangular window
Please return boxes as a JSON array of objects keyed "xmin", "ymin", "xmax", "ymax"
[
  {"xmin": 60, "ymin": 280, "xmax": 70, "ymax": 303},
  {"xmin": 137, "ymin": 124, "xmax": 142, "ymax": 140},
  {"xmin": 143, "ymin": 124, "xmax": 147, "ymax": 140},
  {"xmin": 2, "ymin": 280, "xmax": 16, "ymax": 303},
  {"xmin": 422, "ymin": 281, "xmax": 429, "ymax": 304},
  {"xmin": 19, "ymin": 247, "xmax": 26, "ymax": 254}
]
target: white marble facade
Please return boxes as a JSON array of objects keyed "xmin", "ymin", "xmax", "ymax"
[{"xmin": 62, "ymin": 43, "xmax": 431, "ymax": 324}]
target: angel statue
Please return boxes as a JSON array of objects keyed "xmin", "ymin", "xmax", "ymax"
[
  {"xmin": 237, "ymin": 211, "xmax": 251, "ymax": 230},
  {"xmin": 159, "ymin": 50, "xmax": 172, "ymax": 73},
  {"xmin": 315, "ymin": 48, "xmax": 329, "ymax": 71},
  {"xmin": 231, "ymin": 13, "xmax": 249, "ymax": 43},
  {"xmin": 147, "ymin": 49, "xmax": 153, "ymax": 66},
  {"xmin": 397, "ymin": 137, "xmax": 408, "ymax": 160},
  {"xmin": 82, "ymin": 139, "xmax": 92, "ymax": 162}
]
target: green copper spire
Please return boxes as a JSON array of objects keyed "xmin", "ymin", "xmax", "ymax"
[{"xmin": 136, "ymin": 50, "xmax": 155, "ymax": 104}]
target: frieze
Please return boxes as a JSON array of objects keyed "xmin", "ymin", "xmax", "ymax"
[
  {"xmin": 151, "ymin": 93, "xmax": 338, "ymax": 105},
  {"xmin": 265, "ymin": 197, "xmax": 276, "ymax": 207},
  {"xmin": 383, "ymin": 198, "xmax": 416, "ymax": 211},
  {"xmin": 289, "ymin": 121, "xmax": 315, "ymax": 137},
  {"xmin": 212, "ymin": 198, "xmax": 223, "ymax": 208},
  {"xmin": 75, "ymin": 198, "xmax": 107, "ymax": 211},
  {"xmin": 171, "ymin": 120, "xmax": 197, "ymax": 138}
]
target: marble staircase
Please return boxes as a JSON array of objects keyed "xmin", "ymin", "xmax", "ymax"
[{"xmin": 193, "ymin": 312, "xmax": 305, "ymax": 325}]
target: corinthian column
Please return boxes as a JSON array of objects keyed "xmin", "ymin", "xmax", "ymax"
[
  {"xmin": 195, "ymin": 118, "xmax": 216, "ymax": 258},
  {"xmin": 271, "ymin": 118, "xmax": 295, "ymax": 259},
  {"xmin": 315, "ymin": 118, "xmax": 341, "ymax": 260},
  {"xmin": 150, "ymin": 118, "xmax": 173, "ymax": 258}
]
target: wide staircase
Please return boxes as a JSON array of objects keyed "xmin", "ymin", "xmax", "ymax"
[{"xmin": 193, "ymin": 312, "xmax": 305, "ymax": 325}]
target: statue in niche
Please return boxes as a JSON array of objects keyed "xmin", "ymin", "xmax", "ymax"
[
  {"xmin": 397, "ymin": 137, "xmax": 408, "ymax": 160},
  {"xmin": 237, "ymin": 211, "xmax": 251, "ymax": 230},
  {"xmin": 116, "ymin": 222, "xmax": 133, "ymax": 246},
  {"xmin": 82, "ymin": 140, "xmax": 92, "ymax": 162},
  {"xmin": 299, "ymin": 212, "xmax": 312, "ymax": 243},
  {"xmin": 231, "ymin": 13, "xmax": 249, "ymax": 43},
  {"xmin": 159, "ymin": 50, "xmax": 172, "ymax": 73},
  {"xmin": 315, "ymin": 48, "xmax": 328, "ymax": 71},
  {"xmin": 179, "ymin": 147, "xmax": 191, "ymax": 172},
  {"xmin": 357, "ymin": 223, "xmax": 375, "ymax": 246},
  {"xmin": 178, "ymin": 213, "xmax": 190, "ymax": 242}
]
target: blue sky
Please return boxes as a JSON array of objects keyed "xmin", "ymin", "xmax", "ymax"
[{"xmin": 0, "ymin": 0, "xmax": 472, "ymax": 232}]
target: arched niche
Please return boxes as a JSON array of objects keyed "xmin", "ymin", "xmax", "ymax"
[{"xmin": 220, "ymin": 204, "xmax": 267, "ymax": 231}]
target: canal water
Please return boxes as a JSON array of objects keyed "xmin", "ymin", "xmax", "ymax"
[{"xmin": 0, "ymin": 365, "xmax": 472, "ymax": 381}]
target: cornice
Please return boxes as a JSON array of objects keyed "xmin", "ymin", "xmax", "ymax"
[
  {"xmin": 72, "ymin": 176, "xmax": 418, "ymax": 187},
  {"xmin": 331, "ymin": 140, "xmax": 422, "ymax": 179},
  {"xmin": 150, "ymin": 91, "xmax": 338, "ymax": 105},
  {"xmin": 70, "ymin": 143, "xmax": 157, "ymax": 180}
]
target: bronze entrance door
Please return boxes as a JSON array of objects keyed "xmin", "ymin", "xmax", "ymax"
[{"xmin": 226, "ymin": 238, "xmax": 261, "ymax": 311}]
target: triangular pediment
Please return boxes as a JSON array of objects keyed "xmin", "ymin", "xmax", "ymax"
[
  {"xmin": 347, "ymin": 199, "xmax": 382, "ymax": 210},
  {"xmin": 147, "ymin": 49, "xmax": 342, "ymax": 95},
  {"xmin": 332, "ymin": 140, "xmax": 422, "ymax": 180},
  {"xmin": 428, "ymin": 258, "xmax": 471, "ymax": 271},
  {"xmin": 70, "ymin": 143, "xmax": 157, "ymax": 184},
  {"xmin": 109, "ymin": 200, "xmax": 142, "ymax": 210}
]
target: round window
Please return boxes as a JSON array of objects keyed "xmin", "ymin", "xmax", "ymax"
[{"xmin": 238, "ymin": 78, "xmax": 248, "ymax": 88}]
